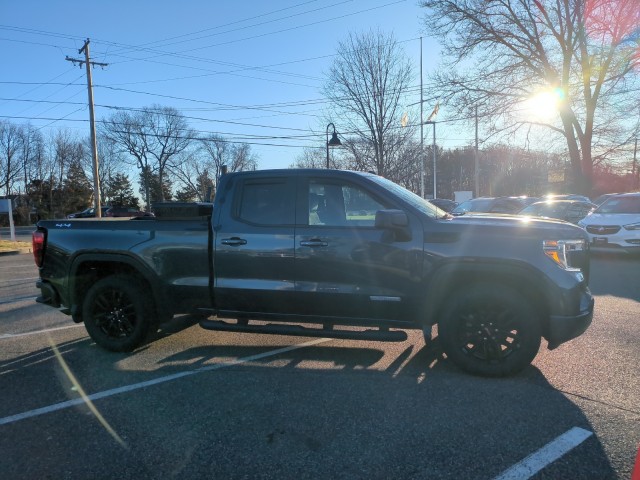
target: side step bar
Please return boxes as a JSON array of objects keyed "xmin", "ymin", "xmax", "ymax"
[{"xmin": 199, "ymin": 319, "xmax": 408, "ymax": 342}]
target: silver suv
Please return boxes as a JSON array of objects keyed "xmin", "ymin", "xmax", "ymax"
[{"xmin": 578, "ymin": 192, "xmax": 640, "ymax": 252}]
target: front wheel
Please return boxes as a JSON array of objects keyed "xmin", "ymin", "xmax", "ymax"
[
  {"xmin": 438, "ymin": 285, "xmax": 541, "ymax": 377},
  {"xmin": 82, "ymin": 275, "xmax": 155, "ymax": 352}
]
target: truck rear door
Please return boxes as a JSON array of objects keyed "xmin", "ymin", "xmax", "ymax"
[{"xmin": 213, "ymin": 175, "xmax": 297, "ymax": 314}]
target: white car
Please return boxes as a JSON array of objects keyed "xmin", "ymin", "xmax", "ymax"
[{"xmin": 578, "ymin": 192, "xmax": 640, "ymax": 252}]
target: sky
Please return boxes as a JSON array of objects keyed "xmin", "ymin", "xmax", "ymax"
[{"xmin": 0, "ymin": 0, "xmax": 451, "ymax": 170}]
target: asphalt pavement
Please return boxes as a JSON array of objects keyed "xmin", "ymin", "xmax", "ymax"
[{"xmin": 0, "ymin": 251, "xmax": 638, "ymax": 479}]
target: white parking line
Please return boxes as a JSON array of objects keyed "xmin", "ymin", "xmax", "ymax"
[
  {"xmin": 0, "ymin": 324, "xmax": 84, "ymax": 339},
  {"xmin": 0, "ymin": 338, "xmax": 331, "ymax": 426},
  {"xmin": 493, "ymin": 427, "xmax": 593, "ymax": 480}
]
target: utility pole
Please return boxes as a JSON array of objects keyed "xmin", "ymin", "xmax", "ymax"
[
  {"xmin": 66, "ymin": 39, "xmax": 107, "ymax": 218},
  {"xmin": 474, "ymin": 106, "xmax": 479, "ymax": 197}
]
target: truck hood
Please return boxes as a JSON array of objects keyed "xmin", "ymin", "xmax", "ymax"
[{"xmin": 446, "ymin": 212, "xmax": 588, "ymax": 239}]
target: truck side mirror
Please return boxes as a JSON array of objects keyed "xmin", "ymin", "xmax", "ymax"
[{"xmin": 375, "ymin": 209, "xmax": 411, "ymax": 241}]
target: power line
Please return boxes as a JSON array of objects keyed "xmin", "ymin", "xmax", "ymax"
[
  {"xmin": 0, "ymin": 1, "xmax": 408, "ymax": 90},
  {"xmin": 104, "ymin": 0, "xmax": 326, "ymax": 53},
  {"xmin": 92, "ymin": 1, "xmax": 395, "ymax": 66}
]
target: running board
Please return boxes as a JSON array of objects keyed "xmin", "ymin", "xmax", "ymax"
[{"xmin": 199, "ymin": 319, "xmax": 408, "ymax": 342}]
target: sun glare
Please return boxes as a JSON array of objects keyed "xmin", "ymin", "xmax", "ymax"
[{"xmin": 525, "ymin": 89, "xmax": 563, "ymax": 121}]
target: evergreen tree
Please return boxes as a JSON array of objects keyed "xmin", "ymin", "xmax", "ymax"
[
  {"xmin": 62, "ymin": 160, "xmax": 92, "ymax": 213},
  {"xmin": 139, "ymin": 166, "xmax": 172, "ymax": 208},
  {"xmin": 174, "ymin": 188, "xmax": 196, "ymax": 202},
  {"xmin": 105, "ymin": 172, "xmax": 139, "ymax": 208}
]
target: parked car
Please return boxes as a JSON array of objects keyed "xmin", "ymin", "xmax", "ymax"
[
  {"xmin": 591, "ymin": 193, "xmax": 619, "ymax": 206},
  {"xmin": 544, "ymin": 193, "xmax": 591, "ymax": 203},
  {"xmin": 518, "ymin": 196, "xmax": 541, "ymax": 207},
  {"xmin": 518, "ymin": 200, "xmax": 597, "ymax": 224},
  {"xmin": 577, "ymin": 192, "xmax": 640, "ymax": 252},
  {"xmin": 428, "ymin": 198, "xmax": 458, "ymax": 212},
  {"xmin": 451, "ymin": 196, "xmax": 526, "ymax": 215},
  {"xmin": 105, "ymin": 206, "xmax": 154, "ymax": 218},
  {"xmin": 66, "ymin": 206, "xmax": 110, "ymax": 218}
]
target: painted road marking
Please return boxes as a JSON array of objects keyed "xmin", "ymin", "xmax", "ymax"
[
  {"xmin": 493, "ymin": 427, "xmax": 593, "ymax": 480},
  {"xmin": 0, "ymin": 338, "xmax": 331, "ymax": 426},
  {"xmin": 0, "ymin": 324, "xmax": 84, "ymax": 339}
]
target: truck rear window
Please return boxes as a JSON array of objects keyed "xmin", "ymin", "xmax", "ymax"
[{"xmin": 237, "ymin": 180, "xmax": 294, "ymax": 225}]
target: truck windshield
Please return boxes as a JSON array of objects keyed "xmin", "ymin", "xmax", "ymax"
[{"xmin": 368, "ymin": 175, "xmax": 445, "ymax": 219}]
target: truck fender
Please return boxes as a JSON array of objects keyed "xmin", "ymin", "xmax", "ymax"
[
  {"xmin": 68, "ymin": 253, "xmax": 169, "ymax": 324},
  {"xmin": 422, "ymin": 260, "xmax": 550, "ymax": 328}
]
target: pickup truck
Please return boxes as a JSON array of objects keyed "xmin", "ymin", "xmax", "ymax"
[{"xmin": 32, "ymin": 169, "xmax": 594, "ymax": 376}]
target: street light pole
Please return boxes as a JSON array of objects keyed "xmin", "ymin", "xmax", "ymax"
[
  {"xmin": 425, "ymin": 121, "xmax": 437, "ymax": 199},
  {"xmin": 326, "ymin": 123, "xmax": 342, "ymax": 168},
  {"xmin": 420, "ymin": 37, "xmax": 424, "ymax": 198}
]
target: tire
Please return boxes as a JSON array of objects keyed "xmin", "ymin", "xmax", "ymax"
[
  {"xmin": 82, "ymin": 275, "xmax": 155, "ymax": 352},
  {"xmin": 422, "ymin": 325, "xmax": 433, "ymax": 346},
  {"xmin": 438, "ymin": 285, "xmax": 541, "ymax": 377}
]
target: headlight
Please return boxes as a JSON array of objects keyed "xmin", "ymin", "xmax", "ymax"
[
  {"xmin": 623, "ymin": 222, "xmax": 640, "ymax": 231},
  {"xmin": 543, "ymin": 239, "xmax": 586, "ymax": 272}
]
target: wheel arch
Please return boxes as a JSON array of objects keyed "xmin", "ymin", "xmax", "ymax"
[
  {"xmin": 68, "ymin": 253, "xmax": 168, "ymax": 324},
  {"xmin": 423, "ymin": 261, "xmax": 551, "ymax": 336}
]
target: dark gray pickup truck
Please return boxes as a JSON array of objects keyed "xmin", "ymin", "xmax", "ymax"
[{"xmin": 32, "ymin": 169, "xmax": 594, "ymax": 376}]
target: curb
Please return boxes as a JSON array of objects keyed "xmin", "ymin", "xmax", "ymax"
[
  {"xmin": 632, "ymin": 445, "xmax": 640, "ymax": 480},
  {"xmin": 0, "ymin": 250, "xmax": 20, "ymax": 256}
]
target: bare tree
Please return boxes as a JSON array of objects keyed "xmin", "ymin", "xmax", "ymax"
[
  {"xmin": 145, "ymin": 105, "xmax": 193, "ymax": 202},
  {"xmin": 324, "ymin": 30, "xmax": 415, "ymax": 178},
  {"xmin": 53, "ymin": 130, "xmax": 83, "ymax": 189},
  {"xmin": 228, "ymin": 143, "xmax": 258, "ymax": 173},
  {"xmin": 421, "ymin": 0, "xmax": 640, "ymax": 194},
  {"xmin": 83, "ymin": 135, "xmax": 126, "ymax": 206},
  {"xmin": 102, "ymin": 110, "xmax": 152, "ymax": 207},
  {"xmin": 290, "ymin": 147, "xmax": 331, "ymax": 169},
  {"xmin": 0, "ymin": 120, "xmax": 23, "ymax": 196},
  {"xmin": 170, "ymin": 135, "xmax": 258, "ymax": 202},
  {"xmin": 197, "ymin": 134, "xmax": 229, "ymax": 184},
  {"xmin": 170, "ymin": 150, "xmax": 214, "ymax": 202},
  {"xmin": 102, "ymin": 105, "xmax": 194, "ymax": 208},
  {"xmin": 18, "ymin": 124, "xmax": 44, "ymax": 195},
  {"xmin": 195, "ymin": 135, "xmax": 257, "ymax": 183}
]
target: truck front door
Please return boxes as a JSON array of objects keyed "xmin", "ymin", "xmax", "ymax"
[{"xmin": 294, "ymin": 176, "xmax": 423, "ymax": 323}]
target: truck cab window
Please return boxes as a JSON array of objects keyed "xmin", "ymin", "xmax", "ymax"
[
  {"xmin": 238, "ymin": 180, "xmax": 292, "ymax": 225},
  {"xmin": 308, "ymin": 180, "xmax": 386, "ymax": 227}
]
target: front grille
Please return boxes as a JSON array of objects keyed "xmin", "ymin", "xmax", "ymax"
[
  {"xmin": 567, "ymin": 243, "xmax": 590, "ymax": 282},
  {"xmin": 586, "ymin": 225, "xmax": 620, "ymax": 235}
]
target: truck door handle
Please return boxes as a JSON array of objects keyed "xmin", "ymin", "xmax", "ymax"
[
  {"xmin": 300, "ymin": 240, "xmax": 328, "ymax": 247},
  {"xmin": 221, "ymin": 237, "xmax": 247, "ymax": 246}
]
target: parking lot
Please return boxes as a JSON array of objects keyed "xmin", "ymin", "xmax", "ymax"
[{"xmin": 0, "ymin": 249, "xmax": 638, "ymax": 479}]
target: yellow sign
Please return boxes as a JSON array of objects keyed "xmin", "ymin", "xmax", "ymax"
[{"xmin": 548, "ymin": 170, "xmax": 565, "ymax": 183}]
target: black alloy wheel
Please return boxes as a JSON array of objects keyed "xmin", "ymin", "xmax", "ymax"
[
  {"xmin": 82, "ymin": 275, "xmax": 154, "ymax": 352},
  {"xmin": 438, "ymin": 285, "xmax": 541, "ymax": 377}
]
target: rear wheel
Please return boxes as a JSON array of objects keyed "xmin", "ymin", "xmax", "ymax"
[
  {"xmin": 82, "ymin": 275, "xmax": 155, "ymax": 352},
  {"xmin": 438, "ymin": 285, "xmax": 541, "ymax": 377}
]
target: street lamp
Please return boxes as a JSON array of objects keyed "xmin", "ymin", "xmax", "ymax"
[{"xmin": 326, "ymin": 123, "xmax": 342, "ymax": 169}]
